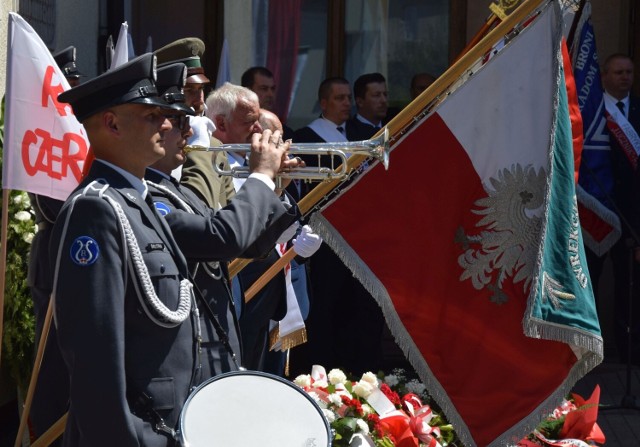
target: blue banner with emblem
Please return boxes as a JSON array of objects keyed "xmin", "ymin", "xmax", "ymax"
[{"xmin": 569, "ymin": 0, "xmax": 621, "ymax": 255}]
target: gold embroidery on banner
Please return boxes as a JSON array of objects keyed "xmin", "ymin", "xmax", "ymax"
[{"xmin": 489, "ymin": 0, "xmax": 521, "ymax": 20}]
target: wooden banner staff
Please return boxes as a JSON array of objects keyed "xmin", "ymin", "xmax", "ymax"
[
  {"xmin": 23, "ymin": 0, "xmax": 548, "ymax": 445},
  {"xmin": 13, "ymin": 295, "xmax": 55, "ymax": 447},
  {"xmin": 234, "ymin": 0, "xmax": 541, "ymax": 303}
]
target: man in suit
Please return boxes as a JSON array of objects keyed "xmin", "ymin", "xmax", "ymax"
[
  {"xmin": 346, "ymin": 72, "xmax": 388, "ymax": 141},
  {"xmin": 145, "ymin": 64, "xmax": 300, "ymax": 379},
  {"xmin": 27, "ymin": 45, "xmax": 85, "ymax": 443},
  {"xmin": 294, "ymin": 77, "xmax": 351, "ymax": 146},
  {"xmin": 51, "ymin": 53, "xmax": 291, "ymax": 446},
  {"xmin": 602, "ymin": 53, "xmax": 640, "ymax": 365}
]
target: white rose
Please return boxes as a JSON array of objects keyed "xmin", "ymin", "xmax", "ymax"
[
  {"xmin": 360, "ymin": 372, "xmax": 378, "ymax": 387},
  {"xmin": 353, "ymin": 381, "xmax": 375, "ymax": 399},
  {"xmin": 23, "ymin": 232, "xmax": 34, "ymax": 244},
  {"xmin": 294, "ymin": 374, "xmax": 311, "ymax": 387},
  {"xmin": 13, "ymin": 194, "xmax": 25, "ymax": 205},
  {"xmin": 355, "ymin": 419, "xmax": 370, "ymax": 434},
  {"xmin": 14, "ymin": 211, "xmax": 32, "ymax": 221},
  {"xmin": 328, "ymin": 368, "xmax": 347, "ymax": 385}
]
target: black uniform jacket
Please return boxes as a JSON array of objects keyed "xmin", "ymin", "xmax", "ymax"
[
  {"xmin": 51, "ymin": 161, "xmax": 195, "ymax": 447},
  {"xmin": 145, "ymin": 169, "xmax": 299, "ymax": 378}
]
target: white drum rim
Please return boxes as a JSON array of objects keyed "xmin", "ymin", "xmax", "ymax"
[{"xmin": 179, "ymin": 370, "xmax": 332, "ymax": 446}]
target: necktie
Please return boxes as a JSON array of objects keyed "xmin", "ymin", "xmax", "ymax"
[
  {"xmin": 336, "ymin": 126, "xmax": 344, "ymax": 135},
  {"xmin": 616, "ymin": 101, "xmax": 625, "ymax": 116}
]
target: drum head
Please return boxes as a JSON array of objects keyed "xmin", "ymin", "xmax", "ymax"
[{"xmin": 180, "ymin": 371, "xmax": 331, "ymax": 447}]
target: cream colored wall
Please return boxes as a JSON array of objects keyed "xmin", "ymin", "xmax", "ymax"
[{"xmin": 224, "ymin": 0, "xmax": 253, "ymax": 84}]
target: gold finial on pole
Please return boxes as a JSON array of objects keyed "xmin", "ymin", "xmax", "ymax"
[{"xmin": 489, "ymin": 0, "xmax": 521, "ymax": 20}]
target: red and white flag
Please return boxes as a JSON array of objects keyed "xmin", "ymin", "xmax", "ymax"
[
  {"xmin": 310, "ymin": 2, "xmax": 602, "ymax": 446},
  {"xmin": 3, "ymin": 12, "xmax": 89, "ymax": 200}
]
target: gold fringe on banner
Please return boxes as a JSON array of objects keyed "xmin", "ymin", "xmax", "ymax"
[{"xmin": 269, "ymin": 325, "xmax": 308, "ymax": 351}]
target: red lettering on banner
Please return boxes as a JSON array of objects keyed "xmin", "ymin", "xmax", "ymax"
[
  {"xmin": 42, "ymin": 65, "xmax": 73, "ymax": 117},
  {"xmin": 21, "ymin": 128, "xmax": 88, "ymax": 182}
]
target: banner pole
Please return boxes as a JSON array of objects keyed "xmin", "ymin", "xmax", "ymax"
[
  {"xmin": 30, "ymin": 413, "xmax": 67, "ymax": 447},
  {"xmin": 13, "ymin": 297, "xmax": 56, "ymax": 447}
]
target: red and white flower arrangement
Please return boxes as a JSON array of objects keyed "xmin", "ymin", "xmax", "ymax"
[
  {"xmin": 293, "ymin": 366, "xmax": 605, "ymax": 447},
  {"xmin": 293, "ymin": 365, "xmax": 457, "ymax": 447}
]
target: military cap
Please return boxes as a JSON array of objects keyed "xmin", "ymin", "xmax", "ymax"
[
  {"xmin": 155, "ymin": 63, "xmax": 195, "ymax": 116},
  {"xmin": 53, "ymin": 45, "xmax": 85, "ymax": 79},
  {"xmin": 154, "ymin": 37, "xmax": 210, "ymax": 85},
  {"xmin": 58, "ymin": 53, "xmax": 174, "ymax": 122}
]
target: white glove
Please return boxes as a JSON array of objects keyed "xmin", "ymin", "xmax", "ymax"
[
  {"xmin": 187, "ymin": 115, "xmax": 216, "ymax": 147},
  {"xmin": 292, "ymin": 225, "xmax": 322, "ymax": 258},
  {"xmin": 277, "ymin": 221, "xmax": 300, "ymax": 244}
]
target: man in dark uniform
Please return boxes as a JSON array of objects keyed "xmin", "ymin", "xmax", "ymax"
[
  {"xmin": 27, "ymin": 44, "xmax": 84, "ymax": 442},
  {"xmin": 51, "ymin": 53, "xmax": 291, "ymax": 446},
  {"xmin": 52, "ymin": 46, "xmax": 84, "ymax": 87},
  {"xmin": 145, "ymin": 63, "xmax": 300, "ymax": 379}
]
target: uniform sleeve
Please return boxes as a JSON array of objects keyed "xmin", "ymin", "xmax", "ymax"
[
  {"xmin": 51, "ymin": 196, "xmax": 139, "ymax": 446},
  {"xmin": 164, "ymin": 178, "xmax": 299, "ymax": 261}
]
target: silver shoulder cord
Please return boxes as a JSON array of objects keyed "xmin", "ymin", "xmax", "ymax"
[{"xmin": 52, "ymin": 181, "xmax": 194, "ymax": 328}]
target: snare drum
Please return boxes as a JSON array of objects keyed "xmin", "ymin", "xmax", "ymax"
[{"xmin": 179, "ymin": 371, "xmax": 331, "ymax": 447}]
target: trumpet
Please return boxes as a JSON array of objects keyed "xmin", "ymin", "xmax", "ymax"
[{"xmin": 183, "ymin": 128, "xmax": 390, "ymax": 181}]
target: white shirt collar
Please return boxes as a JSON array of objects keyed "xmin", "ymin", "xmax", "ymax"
[
  {"xmin": 356, "ymin": 113, "xmax": 382, "ymax": 128},
  {"xmin": 603, "ymin": 91, "xmax": 630, "ymax": 116}
]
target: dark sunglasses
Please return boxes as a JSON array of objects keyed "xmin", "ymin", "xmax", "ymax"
[{"xmin": 165, "ymin": 114, "xmax": 190, "ymax": 130}]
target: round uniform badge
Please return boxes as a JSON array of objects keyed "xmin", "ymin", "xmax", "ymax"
[
  {"xmin": 154, "ymin": 201, "xmax": 171, "ymax": 216},
  {"xmin": 70, "ymin": 236, "xmax": 100, "ymax": 266}
]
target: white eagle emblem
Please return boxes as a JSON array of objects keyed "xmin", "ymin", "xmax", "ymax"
[{"xmin": 456, "ymin": 164, "xmax": 546, "ymax": 304}]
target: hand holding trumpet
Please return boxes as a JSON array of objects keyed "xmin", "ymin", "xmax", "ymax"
[{"xmin": 248, "ymin": 129, "xmax": 306, "ymax": 182}]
